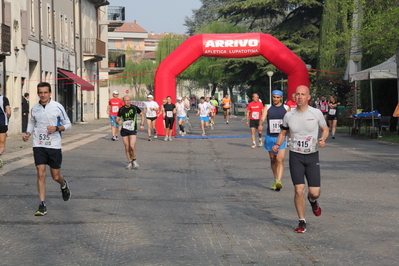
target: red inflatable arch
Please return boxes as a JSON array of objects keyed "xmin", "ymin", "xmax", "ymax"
[{"xmin": 154, "ymin": 33, "xmax": 309, "ymax": 135}]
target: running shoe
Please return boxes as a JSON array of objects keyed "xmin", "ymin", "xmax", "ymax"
[
  {"xmin": 275, "ymin": 180, "xmax": 283, "ymax": 191},
  {"xmin": 61, "ymin": 179, "xmax": 71, "ymax": 201},
  {"xmin": 210, "ymin": 123, "xmax": 214, "ymax": 130},
  {"xmin": 164, "ymin": 136, "xmax": 168, "ymax": 141},
  {"xmin": 154, "ymin": 132, "xmax": 158, "ymax": 139},
  {"xmin": 251, "ymin": 143, "xmax": 256, "ymax": 149},
  {"xmin": 308, "ymin": 197, "xmax": 322, "ymax": 216},
  {"xmin": 148, "ymin": 136, "xmax": 152, "ymax": 141},
  {"xmin": 270, "ymin": 180, "xmax": 277, "ymax": 190},
  {"xmin": 168, "ymin": 137, "xmax": 173, "ymax": 142},
  {"xmin": 295, "ymin": 220, "xmax": 306, "ymax": 233},
  {"xmin": 226, "ymin": 121, "xmax": 229, "ymax": 124},
  {"xmin": 179, "ymin": 130, "xmax": 182, "ymax": 135},
  {"xmin": 258, "ymin": 139, "xmax": 263, "ymax": 147},
  {"xmin": 132, "ymin": 160, "xmax": 139, "ymax": 170},
  {"xmin": 332, "ymin": 136, "xmax": 335, "ymax": 139},
  {"xmin": 182, "ymin": 131, "xmax": 186, "ymax": 136},
  {"xmin": 115, "ymin": 136, "xmax": 119, "ymax": 141},
  {"xmin": 0, "ymin": 157, "xmax": 3, "ymax": 168},
  {"xmin": 35, "ymin": 204, "xmax": 47, "ymax": 216},
  {"xmin": 126, "ymin": 162, "xmax": 132, "ymax": 170},
  {"xmin": 111, "ymin": 136, "xmax": 116, "ymax": 141},
  {"xmin": 202, "ymin": 133, "xmax": 206, "ymax": 138},
  {"xmin": 211, "ymin": 120, "xmax": 215, "ymax": 124}
]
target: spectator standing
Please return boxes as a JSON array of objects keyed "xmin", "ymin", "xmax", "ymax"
[
  {"xmin": 0, "ymin": 84, "xmax": 11, "ymax": 168},
  {"xmin": 22, "ymin": 93, "xmax": 30, "ymax": 133}
]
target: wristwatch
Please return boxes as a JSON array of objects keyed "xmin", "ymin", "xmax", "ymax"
[{"xmin": 55, "ymin": 126, "xmax": 59, "ymax": 131}]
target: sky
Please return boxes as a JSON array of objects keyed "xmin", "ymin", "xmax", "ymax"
[{"xmin": 109, "ymin": 0, "xmax": 202, "ymax": 34}]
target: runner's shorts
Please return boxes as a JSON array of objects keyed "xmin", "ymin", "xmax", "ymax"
[
  {"xmin": 289, "ymin": 151, "xmax": 321, "ymax": 187},
  {"xmin": 0, "ymin": 125, "xmax": 8, "ymax": 133},
  {"xmin": 109, "ymin": 115, "xmax": 119, "ymax": 128},
  {"xmin": 223, "ymin": 108, "xmax": 229, "ymax": 112},
  {"xmin": 264, "ymin": 135, "xmax": 287, "ymax": 152},
  {"xmin": 165, "ymin": 117, "xmax": 174, "ymax": 129},
  {"xmin": 249, "ymin": 119, "xmax": 260, "ymax": 128},
  {"xmin": 33, "ymin": 147, "xmax": 62, "ymax": 169},
  {"xmin": 200, "ymin": 116, "xmax": 210, "ymax": 123},
  {"xmin": 120, "ymin": 128, "xmax": 137, "ymax": 136},
  {"xmin": 146, "ymin": 117, "xmax": 157, "ymax": 121},
  {"xmin": 177, "ymin": 116, "xmax": 186, "ymax": 121}
]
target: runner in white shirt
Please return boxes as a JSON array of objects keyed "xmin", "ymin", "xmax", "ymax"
[
  {"xmin": 143, "ymin": 94, "xmax": 159, "ymax": 141},
  {"xmin": 272, "ymin": 85, "xmax": 329, "ymax": 233},
  {"xmin": 22, "ymin": 82, "xmax": 71, "ymax": 216},
  {"xmin": 196, "ymin": 97, "xmax": 212, "ymax": 137},
  {"xmin": 176, "ymin": 97, "xmax": 189, "ymax": 136}
]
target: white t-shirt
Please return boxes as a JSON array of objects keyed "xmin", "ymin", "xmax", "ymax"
[
  {"xmin": 282, "ymin": 106, "xmax": 326, "ymax": 154},
  {"xmin": 198, "ymin": 102, "xmax": 212, "ymax": 117},
  {"xmin": 176, "ymin": 102, "xmax": 187, "ymax": 117},
  {"xmin": 145, "ymin": 101, "xmax": 159, "ymax": 118}
]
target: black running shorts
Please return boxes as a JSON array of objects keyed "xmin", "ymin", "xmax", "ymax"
[
  {"xmin": 120, "ymin": 128, "xmax": 137, "ymax": 136},
  {"xmin": 33, "ymin": 147, "xmax": 62, "ymax": 169},
  {"xmin": 165, "ymin": 117, "xmax": 174, "ymax": 129},
  {"xmin": 146, "ymin": 117, "xmax": 157, "ymax": 121},
  {"xmin": 289, "ymin": 151, "xmax": 321, "ymax": 187},
  {"xmin": 249, "ymin": 119, "xmax": 260, "ymax": 128},
  {"xmin": 0, "ymin": 126, "xmax": 8, "ymax": 133}
]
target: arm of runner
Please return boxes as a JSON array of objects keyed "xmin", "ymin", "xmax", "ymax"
[
  {"xmin": 106, "ymin": 104, "xmax": 110, "ymax": 115},
  {"xmin": 245, "ymin": 109, "xmax": 250, "ymax": 126},
  {"xmin": 139, "ymin": 112, "xmax": 145, "ymax": 130},
  {"xmin": 258, "ymin": 105, "xmax": 268, "ymax": 130},
  {"xmin": 318, "ymin": 125, "xmax": 329, "ymax": 148},
  {"xmin": 272, "ymin": 129, "xmax": 288, "ymax": 153}
]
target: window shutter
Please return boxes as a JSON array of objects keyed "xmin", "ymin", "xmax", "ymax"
[
  {"xmin": 21, "ymin": 10, "xmax": 28, "ymax": 45},
  {"xmin": 4, "ymin": 2, "xmax": 11, "ymax": 26}
]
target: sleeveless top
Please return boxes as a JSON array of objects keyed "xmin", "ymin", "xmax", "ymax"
[{"xmin": 267, "ymin": 104, "xmax": 288, "ymax": 136}]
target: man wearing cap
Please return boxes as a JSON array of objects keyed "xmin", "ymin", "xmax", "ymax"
[
  {"xmin": 143, "ymin": 94, "xmax": 159, "ymax": 141},
  {"xmin": 259, "ymin": 90, "xmax": 290, "ymax": 191},
  {"xmin": 245, "ymin": 93, "xmax": 264, "ymax": 149},
  {"xmin": 107, "ymin": 90, "xmax": 124, "ymax": 141},
  {"xmin": 176, "ymin": 97, "xmax": 189, "ymax": 136}
]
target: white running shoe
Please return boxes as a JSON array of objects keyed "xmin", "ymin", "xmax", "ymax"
[
  {"xmin": 164, "ymin": 136, "xmax": 168, "ymax": 141},
  {"xmin": 179, "ymin": 130, "xmax": 182, "ymax": 135},
  {"xmin": 132, "ymin": 160, "xmax": 139, "ymax": 170},
  {"xmin": 182, "ymin": 131, "xmax": 186, "ymax": 136},
  {"xmin": 168, "ymin": 137, "xmax": 172, "ymax": 141},
  {"xmin": 115, "ymin": 136, "xmax": 119, "ymax": 141},
  {"xmin": 258, "ymin": 139, "xmax": 263, "ymax": 147},
  {"xmin": 202, "ymin": 133, "xmax": 206, "ymax": 138},
  {"xmin": 126, "ymin": 162, "xmax": 132, "ymax": 170},
  {"xmin": 251, "ymin": 143, "xmax": 256, "ymax": 149},
  {"xmin": 154, "ymin": 133, "xmax": 158, "ymax": 139},
  {"xmin": 210, "ymin": 124, "xmax": 214, "ymax": 130}
]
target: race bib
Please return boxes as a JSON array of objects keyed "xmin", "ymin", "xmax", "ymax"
[
  {"xmin": 166, "ymin": 111, "xmax": 173, "ymax": 118},
  {"xmin": 252, "ymin": 111, "xmax": 259, "ymax": 120},
  {"xmin": 200, "ymin": 107, "xmax": 208, "ymax": 116},
  {"xmin": 269, "ymin": 119, "xmax": 283, "ymax": 133},
  {"xmin": 292, "ymin": 135, "xmax": 313, "ymax": 153},
  {"xmin": 320, "ymin": 105, "xmax": 326, "ymax": 111},
  {"xmin": 329, "ymin": 109, "xmax": 336, "ymax": 115},
  {"xmin": 224, "ymin": 103, "xmax": 229, "ymax": 107},
  {"xmin": 34, "ymin": 128, "xmax": 52, "ymax": 147},
  {"xmin": 112, "ymin": 106, "xmax": 119, "ymax": 113},
  {"xmin": 123, "ymin": 120, "xmax": 135, "ymax": 131}
]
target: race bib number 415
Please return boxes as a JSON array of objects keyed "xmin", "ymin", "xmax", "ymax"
[{"xmin": 292, "ymin": 135, "xmax": 313, "ymax": 153}]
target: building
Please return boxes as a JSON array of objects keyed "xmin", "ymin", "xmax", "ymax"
[{"xmin": 0, "ymin": 0, "xmax": 111, "ymax": 135}]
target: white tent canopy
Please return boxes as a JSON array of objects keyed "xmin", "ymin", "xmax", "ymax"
[{"xmin": 350, "ymin": 55, "xmax": 397, "ymax": 82}]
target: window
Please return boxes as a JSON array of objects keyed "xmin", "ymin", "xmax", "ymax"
[
  {"xmin": 30, "ymin": 0, "xmax": 35, "ymax": 34},
  {"xmin": 60, "ymin": 14, "xmax": 63, "ymax": 46},
  {"xmin": 70, "ymin": 21, "xmax": 74, "ymax": 49},
  {"xmin": 40, "ymin": 0, "xmax": 43, "ymax": 38},
  {"xmin": 21, "ymin": 10, "xmax": 28, "ymax": 45},
  {"xmin": 47, "ymin": 5, "xmax": 52, "ymax": 41},
  {"xmin": 64, "ymin": 16, "xmax": 68, "ymax": 48}
]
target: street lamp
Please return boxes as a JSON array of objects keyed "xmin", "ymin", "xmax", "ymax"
[
  {"xmin": 208, "ymin": 83, "xmax": 212, "ymax": 97},
  {"xmin": 267, "ymin": 71, "xmax": 274, "ymax": 105}
]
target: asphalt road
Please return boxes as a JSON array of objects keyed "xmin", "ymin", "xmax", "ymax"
[{"xmin": 0, "ymin": 115, "xmax": 398, "ymax": 265}]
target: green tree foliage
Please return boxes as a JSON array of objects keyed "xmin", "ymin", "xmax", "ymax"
[{"xmin": 155, "ymin": 34, "xmax": 188, "ymax": 65}]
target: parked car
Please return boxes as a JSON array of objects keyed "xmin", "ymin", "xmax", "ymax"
[{"xmin": 237, "ymin": 100, "xmax": 248, "ymax": 108}]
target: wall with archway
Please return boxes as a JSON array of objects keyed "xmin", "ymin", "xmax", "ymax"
[{"xmin": 154, "ymin": 33, "xmax": 309, "ymax": 135}]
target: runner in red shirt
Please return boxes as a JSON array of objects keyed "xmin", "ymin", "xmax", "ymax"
[
  {"xmin": 285, "ymin": 93, "xmax": 297, "ymax": 110},
  {"xmin": 245, "ymin": 93, "xmax": 264, "ymax": 148},
  {"xmin": 107, "ymin": 90, "xmax": 124, "ymax": 141}
]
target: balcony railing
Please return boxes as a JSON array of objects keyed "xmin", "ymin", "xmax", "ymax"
[
  {"xmin": 83, "ymin": 38, "xmax": 106, "ymax": 60},
  {"xmin": 108, "ymin": 6, "xmax": 125, "ymax": 21},
  {"xmin": 0, "ymin": 24, "xmax": 11, "ymax": 54}
]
